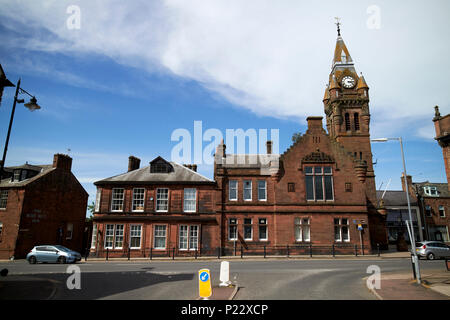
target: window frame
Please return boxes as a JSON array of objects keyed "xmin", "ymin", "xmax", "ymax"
[
  {"xmin": 111, "ymin": 188, "xmax": 125, "ymax": 212},
  {"xmin": 94, "ymin": 189, "xmax": 101, "ymax": 212},
  {"xmin": 228, "ymin": 218, "xmax": 238, "ymax": 241},
  {"xmin": 132, "ymin": 188, "xmax": 145, "ymax": 212},
  {"xmin": 229, "ymin": 180, "xmax": 238, "ymax": 201},
  {"xmin": 243, "ymin": 218, "xmax": 253, "ymax": 241},
  {"xmin": 305, "ymin": 166, "xmax": 334, "ymax": 201},
  {"xmin": 153, "ymin": 225, "xmax": 167, "ymax": 249},
  {"xmin": 114, "ymin": 224, "xmax": 124, "ymax": 249},
  {"xmin": 295, "ymin": 217, "xmax": 311, "ymax": 242},
  {"xmin": 257, "ymin": 180, "xmax": 267, "ymax": 201},
  {"xmin": 183, "ymin": 188, "xmax": 197, "ymax": 213},
  {"xmin": 0, "ymin": 190, "xmax": 8, "ymax": 210},
  {"xmin": 130, "ymin": 224, "xmax": 142, "ymax": 249},
  {"xmin": 334, "ymin": 218, "xmax": 350, "ymax": 242},
  {"xmin": 179, "ymin": 225, "xmax": 200, "ymax": 251},
  {"xmin": 91, "ymin": 223, "xmax": 98, "ymax": 249},
  {"xmin": 243, "ymin": 180, "xmax": 252, "ymax": 201},
  {"xmin": 156, "ymin": 188, "xmax": 169, "ymax": 212},
  {"xmin": 104, "ymin": 224, "xmax": 115, "ymax": 249},
  {"xmin": 258, "ymin": 218, "xmax": 268, "ymax": 241},
  {"xmin": 438, "ymin": 205, "xmax": 445, "ymax": 218}
]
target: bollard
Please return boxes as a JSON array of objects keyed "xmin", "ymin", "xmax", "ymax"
[
  {"xmin": 377, "ymin": 243, "xmax": 380, "ymax": 257},
  {"xmin": 310, "ymin": 244, "xmax": 313, "ymax": 258},
  {"xmin": 128, "ymin": 247, "xmax": 131, "ymax": 260},
  {"xmin": 150, "ymin": 247, "xmax": 153, "ymax": 260},
  {"xmin": 195, "ymin": 248, "xmax": 198, "ymax": 260},
  {"xmin": 264, "ymin": 245, "xmax": 266, "ymax": 259},
  {"xmin": 287, "ymin": 245, "xmax": 289, "ymax": 258},
  {"xmin": 84, "ymin": 248, "xmax": 89, "ymax": 262},
  {"xmin": 332, "ymin": 244, "xmax": 335, "ymax": 257},
  {"xmin": 173, "ymin": 247, "xmax": 175, "ymax": 260},
  {"xmin": 217, "ymin": 247, "xmax": 221, "ymax": 259},
  {"xmin": 106, "ymin": 248, "xmax": 109, "ymax": 261},
  {"xmin": 355, "ymin": 245, "xmax": 358, "ymax": 257},
  {"xmin": 240, "ymin": 246, "xmax": 243, "ymax": 259}
]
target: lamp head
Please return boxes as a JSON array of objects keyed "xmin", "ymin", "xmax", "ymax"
[{"xmin": 24, "ymin": 97, "xmax": 41, "ymax": 111}]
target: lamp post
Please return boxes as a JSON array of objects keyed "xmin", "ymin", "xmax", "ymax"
[
  {"xmin": 0, "ymin": 78, "xmax": 41, "ymax": 181},
  {"xmin": 371, "ymin": 137, "xmax": 421, "ymax": 284}
]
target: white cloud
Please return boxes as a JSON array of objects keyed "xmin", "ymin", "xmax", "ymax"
[{"xmin": 1, "ymin": 0, "xmax": 449, "ymax": 137}]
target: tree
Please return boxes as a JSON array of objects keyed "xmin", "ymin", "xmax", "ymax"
[
  {"xmin": 292, "ymin": 132, "xmax": 302, "ymax": 143},
  {"xmin": 87, "ymin": 201, "xmax": 95, "ymax": 220}
]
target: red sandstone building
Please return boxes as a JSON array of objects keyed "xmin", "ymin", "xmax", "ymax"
[
  {"xmin": 91, "ymin": 156, "xmax": 219, "ymax": 258},
  {"xmin": 0, "ymin": 154, "xmax": 89, "ymax": 259},
  {"xmin": 214, "ymin": 30, "xmax": 388, "ymax": 254}
]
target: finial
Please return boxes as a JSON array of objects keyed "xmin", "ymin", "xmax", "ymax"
[
  {"xmin": 335, "ymin": 17, "xmax": 341, "ymax": 36},
  {"xmin": 434, "ymin": 106, "xmax": 441, "ymax": 117}
]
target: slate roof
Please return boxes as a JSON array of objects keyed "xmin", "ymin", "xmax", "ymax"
[
  {"xmin": 413, "ymin": 182, "xmax": 450, "ymax": 198},
  {"xmin": 94, "ymin": 161, "xmax": 215, "ymax": 185},
  {"xmin": 0, "ymin": 164, "xmax": 54, "ymax": 188},
  {"xmin": 376, "ymin": 190, "xmax": 418, "ymax": 207}
]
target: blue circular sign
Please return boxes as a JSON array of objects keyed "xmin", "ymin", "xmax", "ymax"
[{"xmin": 199, "ymin": 271, "xmax": 209, "ymax": 282}]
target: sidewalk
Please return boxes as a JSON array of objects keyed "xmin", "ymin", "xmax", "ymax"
[{"xmin": 367, "ymin": 269, "xmax": 450, "ymax": 300}]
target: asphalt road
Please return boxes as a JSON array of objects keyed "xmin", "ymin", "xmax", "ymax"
[{"xmin": 0, "ymin": 258, "xmax": 444, "ymax": 300}]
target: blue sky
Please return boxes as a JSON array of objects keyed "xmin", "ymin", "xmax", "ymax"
[{"xmin": 0, "ymin": 1, "xmax": 448, "ymax": 216}]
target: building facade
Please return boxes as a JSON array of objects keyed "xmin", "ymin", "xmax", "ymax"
[
  {"xmin": 91, "ymin": 156, "xmax": 220, "ymax": 258},
  {"xmin": 0, "ymin": 154, "xmax": 89, "ymax": 259},
  {"xmin": 213, "ymin": 30, "xmax": 388, "ymax": 254}
]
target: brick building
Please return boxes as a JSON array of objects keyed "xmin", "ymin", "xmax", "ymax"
[
  {"xmin": 213, "ymin": 30, "xmax": 388, "ymax": 253},
  {"xmin": 91, "ymin": 156, "xmax": 219, "ymax": 258},
  {"xmin": 0, "ymin": 154, "xmax": 89, "ymax": 259}
]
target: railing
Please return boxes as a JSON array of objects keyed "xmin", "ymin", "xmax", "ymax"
[{"xmin": 87, "ymin": 243, "xmax": 382, "ymax": 261}]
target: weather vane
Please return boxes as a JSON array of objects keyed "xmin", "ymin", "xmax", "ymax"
[{"xmin": 335, "ymin": 17, "xmax": 341, "ymax": 36}]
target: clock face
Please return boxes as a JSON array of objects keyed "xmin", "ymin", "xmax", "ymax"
[{"xmin": 341, "ymin": 76, "xmax": 356, "ymax": 88}]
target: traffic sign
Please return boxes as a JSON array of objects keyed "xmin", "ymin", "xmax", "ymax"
[{"xmin": 198, "ymin": 268, "xmax": 212, "ymax": 299}]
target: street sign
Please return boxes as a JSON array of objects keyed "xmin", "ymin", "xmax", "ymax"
[
  {"xmin": 198, "ymin": 269, "xmax": 212, "ymax": 299},
  {"xmin": 358, "ymin": 224, "xmax": 363, "ymax": 231}
]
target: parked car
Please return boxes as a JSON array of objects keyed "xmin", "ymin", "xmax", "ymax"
[
  {"xmin": 26, "ymin": 245, "xmax": 82, "ymax": 264},
  {"xmin": 416, "ymin": 241, "xmax": 450, "ymax": 260}
]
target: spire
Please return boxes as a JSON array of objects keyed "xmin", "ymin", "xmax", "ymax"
[
  {"xmin": 357, "ymin": 73, "xmax": 369, "ymax": 90},
  {"xmin": 335, "ymin": 17, "xmax": 341, "ymax": 37}
]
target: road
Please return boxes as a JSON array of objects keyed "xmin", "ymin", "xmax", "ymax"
[{"xmin": 0, "ymin": 258, "xmax": 443, "ymax": 300}]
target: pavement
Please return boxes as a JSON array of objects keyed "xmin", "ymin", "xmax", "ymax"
[{"xmin": 366, "ymin": 267, "xmax": 450, "ymax": 300}]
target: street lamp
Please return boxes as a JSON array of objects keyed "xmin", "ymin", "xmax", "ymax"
[
  {"xmin": 371, "ymin": 137, "xmax": 421, "ymax": 284},
  {"xmin": 0, "ymin": 78, "xmax": 41, "ymax": 181}
]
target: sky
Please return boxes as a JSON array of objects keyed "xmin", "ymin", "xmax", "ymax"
[{"xmin": 0, "ymin": 0, "xmax": 449, "ymax": 216}]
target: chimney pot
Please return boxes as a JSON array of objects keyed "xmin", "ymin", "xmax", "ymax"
[
  {"xmin": 128, "ymin": 156, "xmax": 141, "ymax": 172},
  {"xmin": 53, "ymin": 154, "xmax": 72, "ymax": 171},
  {"xmin": 266, "ymin": 140, "xmax": 273, "ymax": 154}
]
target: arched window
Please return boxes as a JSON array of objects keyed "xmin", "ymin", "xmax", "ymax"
[
  {"xmin": 354, "ymin": 113, "xmax": 360, "ymax": 131},
  {"xmin": 345, "ymin": 113, "xmax": 351, "ymax": 131}
]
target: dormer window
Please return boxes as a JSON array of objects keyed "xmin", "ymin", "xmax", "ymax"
[
  {"xmin": 149, "ymin": 157, "xmax": 173, "ymax": 173},
  {"xmin": 21, "ymin": 170, "xmax": 27, "ymax": 181},
  {"xmin": 13, "ymin": 170, "xmax": 20, "ymax": 182},
  {"xmin": 424, "ymin": 186, "xmax": 438, "ymax": 197}
]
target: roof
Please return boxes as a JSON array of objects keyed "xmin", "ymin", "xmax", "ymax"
[
  {"xmin": 0, "ymin": 164, "xmax": 55, "ymax": 188},
  {"xmin": 215, "ymin": 153, "xmax": 280, "ymax": 175},
  {"xmin": 94, "ymin": 161, "xmax": 215, "ymax": 185},
  {"xmin": 412, "ymin": 182, "xmax": 450, "ymax": 198},
  {"xmin": 376, "ymin": 190, "xmax": 418, "ymax": 207}
]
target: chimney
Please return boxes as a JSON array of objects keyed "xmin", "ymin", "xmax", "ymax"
[
  {"xmin": 266, "ymin": 140, "xmax": 273, "ymax": 154},
  {"xmin": 306, "ymin": 116, "xmax": 324, "ymax": 134},
  {"xmin": 192, "ymin": 164, "xmax": 197, "ymax": 172},
  {"xmin": 128, "ymin": 156, "xmax": 141, "ymax": 172},
  {"xmin": 53, "ymin": 154, "xmax": 72, "ymax": 171},
  {"xmin": 401, "ymin": 173, "xmax": 413, "ymax": 193}
]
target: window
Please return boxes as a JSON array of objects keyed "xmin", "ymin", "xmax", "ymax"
[
  {"xmin": 179, "ymin": 225, "xmax": 199, "ymax": 250},
  {"xmin": 130, "ymin": 225, "xmax": 142, "ymax": 249},
  {"xmin": 425, "ymin": 205, "xmax": 432, "ymax": 217},
  {"xmin": 229, "ymin": 218, "xmax": 238, "ymax": 240},
  {"xmin": 111, "ymin": 188, "xmax": 124, "ymax": 211},
  {"xmin": 288, "ymin": 183, "xmax": 295, "ymax": 192},
  {"xmin": 154, "ymin": 225, "xmax": 167, "ymax": 249},
  {"xmin": 259, "ymin": 218, "xmax": 268, "ymax": 241},
  {"xmin": 354, "ymin": 113, "xmax": 360, "ymax": 131},
  {"xmin": 424, "ymin": 186, "xmax": 438, "ymax": 196},
  {"xmin": 243, "ymin": 180, "xmax": 252, "ymax": 201},
  {"xmin": 345, "ymin": 182, "xmax": 352, "ymax": 192},
  {"xmin": 104, "ymin": 224, "xmax": 115, "ymax": 249},
  {"xmin": 66, "ymin": 223, "xmax": 73, "ymax": 240},
  {"xmin": 91, "ymin": 224, "xmax": 97, "ymax": 249},
  {"xmin": 295, "ymin": 218, "xmax": 311, "ymax": 242},
  {"xmin": 13, "ymin": 170, "xmax": 20, "ymax": 182},
  {"xmin": 429, "ymin": 226, "xmax": 449, "ymax": 242},
  {"xmin": 114, "ymin": 225, "xmax": 124, "ymax": 248},
  {"xmin": 305, "ymin": 166, "xmax": 334, "ymax": 201},
  {"xmin": 184, "ymin": 188, "xmax": 197, "ymax": 212},
  {"xmin": 258, "ymin": 181, "xmax": 267, "ymax": 201},
  {"xmin": 244, "ymin": 218, "xmax": 252, "ymax": 240},
  {"xmin": 345, "ymin": 113, "xmax": 351, "ymax": 131},
  {"xmin": 95, "ymin": 189, "xmax": 101, "ymax": 212},
  {"xmin": 334, "ymin": 218, "xmax": 350, "ymax": 242},
  {"xmin": 21, "ymin": 170, "xmax": 27, "ymax": 181},
  {"xmin": 0, "ymin": 190, "xmax": 8, "ymax": 209},
  {"xmin": 439, "ymin": 205, "xmax": 445, "ymax": 218},
  {"xmin": 156, "ymin": 188, "xmax": 169, "ymax": 212},
  {"xmin": 132, "ymin": 188, "xmax": 145, "ymax": 212},
  {"xmin": 229, "ymin": 180, "xmax": 238, "ymax": 201}
]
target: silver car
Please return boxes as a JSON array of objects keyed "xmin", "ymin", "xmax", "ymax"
[
  {"xmin": 26, "ymin": 245, "xmax": 81, "ymax": 264},
  {"xmin": 416, "ymin": 241, "xmax": 450, "ymax": 260}
]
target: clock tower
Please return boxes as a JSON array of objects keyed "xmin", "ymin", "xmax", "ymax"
[{"xmin": 323, "ymin": 22, "xmax": 386, "ymax": 246}]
